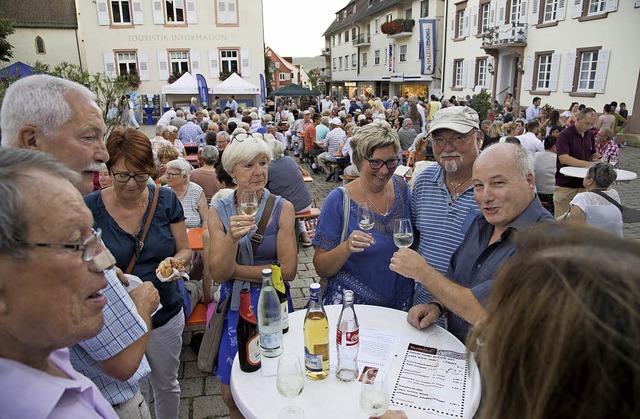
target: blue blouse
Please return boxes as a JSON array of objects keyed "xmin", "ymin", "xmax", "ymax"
[
  {"xmin": 312, "ymin": 176, "xmax": 414, "ymax": 311},
  {"xmin": 85, "ymin": 185, "xmax": 186, "ymax": 328}
]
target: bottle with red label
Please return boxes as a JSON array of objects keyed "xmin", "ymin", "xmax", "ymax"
[
  {"xmin": 237, "ymin": 289, "xmax": 261, "ymax": 373},
  {"xmin": 336, "ymin": 289, "xmax": 359, "ymax": 382}
]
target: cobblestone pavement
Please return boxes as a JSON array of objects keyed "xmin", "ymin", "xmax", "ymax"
[{"xmin": 136, "ymin": 125, "xmax": 640, "ymax": 418}]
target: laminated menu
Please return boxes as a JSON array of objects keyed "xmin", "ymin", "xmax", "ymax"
[{"xmin": 391, "ymin": 343, "xmax": 468, "ymax": 418}]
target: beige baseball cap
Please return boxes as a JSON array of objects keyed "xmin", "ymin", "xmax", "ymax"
[{"xmin": 428, "ymin": 106, "xmax": 480, "ymax": 135}]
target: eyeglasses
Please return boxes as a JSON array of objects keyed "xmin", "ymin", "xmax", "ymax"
[
  {"xmin": 431, "ymin": 131, "xmax": 475, "ymax": 148},
  {"xmin": 165, "ymin": 172, "xmax": 183, "ymax": 178},
  {"xmin": 112, "ymin": 171, "xmax": 150, "ymax": 183},
  {"xmin": 365, "ymin": 157, "xmax": 400, "ymax": 170},
  {"xmin": 230, "ymin": 133, "xmax": 265, "ymax": 144},
  {"xmin": 17, "ymin": 229, "xmax": 104, "ymax": 262}
]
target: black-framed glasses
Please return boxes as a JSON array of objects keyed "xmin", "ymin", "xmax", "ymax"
[
  {"xmin": 17, "ymin": 229, "xmax": 104, "ymax": 262},
  {"xmin": 230, "ymin": 132, "xmax": 265, "ymax": 144},
  {"xmin": 432, "ymin": 131, "xmax": 476, "ymax": 148},
  {"xmin": 365, "ymin": 157, "xmax": 400, "ymax": 170},
  {"xmin": 165, "ymin": 171, "xmax": 183, "ymax": 178},
  {"xmin": 112, "ymin": 171, "xmax": 150, "ymax": 183}
]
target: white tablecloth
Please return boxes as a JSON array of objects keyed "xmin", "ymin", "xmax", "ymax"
[
  {"xmin": 230, "ymin": 304, "xmax": 481, "ymax": 418},
  {"xmin": 560, "ymin": 166, "xmax": 637, "ymax": 181}
]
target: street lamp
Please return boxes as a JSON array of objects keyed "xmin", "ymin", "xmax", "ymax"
[{"xmin": 487, "ymin": 63, "xmax": 494, "ymax": 75}]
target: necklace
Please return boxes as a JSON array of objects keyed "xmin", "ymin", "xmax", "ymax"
[
  {"xmin": 359, "ymin": 180, "xmax": 389, "ymax": 216},
  {"xmin": 174, "ymin": 183, "xmax": 189, "ymax": 201},
  {"xmin": 447, "ymin": 175, "xmax": 472, "ymax": 201},
  {"xmin": 113, "ymin": 188, "xmax": 147, "ymax": 209}
]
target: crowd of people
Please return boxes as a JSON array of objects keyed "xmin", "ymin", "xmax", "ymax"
[{"xmin": 0, "ymin": 74, "xmax": 637, "ymax": 419}]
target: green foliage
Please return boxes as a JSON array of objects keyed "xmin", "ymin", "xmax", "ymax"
[
  {"xmin": 218, "ymin": 70, "xmax": 232, "ymax": 81},
  {"xmin": 0, "ymin": 18, "xmax": 16, "ymax": 63},
  {"xmin": 470, "ymin": 91, "xmax": 492, "ymax": 122}
]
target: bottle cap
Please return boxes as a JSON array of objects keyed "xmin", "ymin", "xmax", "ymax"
[
  {"xmin": 310, "ymin": 282, "xmax": 321, "ymax": 291},
  {"xmin": 343, "ymin": 289, "xmax": 354, "ymax": 301},
  {"xmin": 262, "ymin": 268, "xmax": 272, "ymax": 276}
]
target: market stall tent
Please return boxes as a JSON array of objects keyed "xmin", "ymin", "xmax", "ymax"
[
  {"xmin": 212, "ymin": 73, "xmax": 261, "ymax": 108},
  {"xmin": 271, "ymin": 83, "xmax": 321, "ymax": 97},
  {"xmin": 161, "ymin": 72, "xmax": 200, "ymax": 94}
]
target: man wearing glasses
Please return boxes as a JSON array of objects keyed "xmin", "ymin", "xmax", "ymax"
[{"xmin": 1, "ymin": 75, "xmax": 159, "ymax": 417}]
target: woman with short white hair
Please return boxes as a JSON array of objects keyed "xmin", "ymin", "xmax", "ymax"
[{"xmin": 165, "ymin": 159, "xmax": 207, "ymax": 228}]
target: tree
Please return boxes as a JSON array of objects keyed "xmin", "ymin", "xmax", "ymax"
[
  {"xmin": 0, "ymin": 18, "xmax": 16, "ymax": 63},
  {"xmin": 470, "ymin": 90, "xmax": 492, "ymax": 122}
]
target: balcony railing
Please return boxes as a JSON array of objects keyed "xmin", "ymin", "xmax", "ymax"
[
  {"xmin": 352, "ymin": 33, "xmax": 371, "ymax": 46},
  {"xmin": 321, "ymin": 48, "xmax": 331, "ymax": 56},
  {"xmin": 482, "ymin": 23, "xmax": 527, "ymax": 47}
]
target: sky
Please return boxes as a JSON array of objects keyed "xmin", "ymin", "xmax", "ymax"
[{"xmin": 263, "ymin": 0, "xmax": 349, "ymax": 58}]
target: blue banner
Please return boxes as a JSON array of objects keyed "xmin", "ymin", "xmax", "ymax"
[
  {"xmin": 196, "ymin": 73, "xmax": 209, "ymax": 107},
  {"xmin": 419, "ymin": 19, "xmax": 437, "ymax": 75},
  {"xmin": 260, "ymin": 74, "xmax": 266, "ymax": 104}
]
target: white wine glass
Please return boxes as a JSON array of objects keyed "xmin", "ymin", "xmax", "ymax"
[
  {"xmin": 277, "ymin": 353, "xmax": 305, "ymax": 419},
  {"xmin": 357, "ymin": 202, "xmax": 375, "ymax": 231},
  {"xmin": 359, "ymin": 369, "xmax": 389, "ymax": 418},
  {"xmin": 240, "ymin": 191, "xmax": 259, "ymax": 216},
  {"xmin": 393, "ymin": 218, "xmax": 413, "ymax": 248}
]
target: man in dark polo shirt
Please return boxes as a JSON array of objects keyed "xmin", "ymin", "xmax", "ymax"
[{"xmin": 553, "ymin": 107, "xmax": 600, "ymax": 217}]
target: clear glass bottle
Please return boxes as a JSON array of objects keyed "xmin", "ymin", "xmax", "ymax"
[
  {"xmin": 303, "ymin": 283, "xmax": 329, "ymax": 380},
  {"xmin": 336, "ymin": 289, "xmax": 359, "ymax": 382},
  {"xmin": 237, "ymin": 289, "xmax": 261, "ymax": 373},
  {"xmin": 257, "ymin": 268, "xmax": 283, "ymax": 358},
  {"xmin": 271, "ymin": 261, "xmax": 289, "ymax": 334}
]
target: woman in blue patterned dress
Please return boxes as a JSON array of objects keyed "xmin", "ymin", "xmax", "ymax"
[
  {"xmin": 313, "ymin": 121, "xmax": 414, "ymax": 311},
  {"xmin": 207, "ymin": 130, "xmax": 297, "ymax": 418}
]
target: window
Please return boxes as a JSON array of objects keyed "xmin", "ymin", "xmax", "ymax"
[
  {"xmin": 344, "ymin": 30, "xmax": 349, "ymax": 42},
  {"xmin": 345, "ymin": 55, "xmax": 349, "ymax": 69},
  {"xmin": 588, "ymin": 0, "xmax": 606, "ymax": 15},
  {"xmin": 165, "ymin": 0, "xmax": 185, "ymax": 23},
  {"xmin": 375, "ymin": 18, "xmax": 381, "ymax": 33},
  {"xmin": 333, "ymin": 58, "xmax": 337, "ymax": 71},
  {"xmin": 476, "ymin": 58, "xmax": 488, "ymax": 87},
  {"xmin": 333, "ymin": 36, "xmax": 336, "ymax": 46},
  {"xmin": 420, "ymin": 0, "xmax": 429, "ymax": 17},
  {"xmin": 386, "ymin": 13, "xmax": 393, "ymax": 22},
  {"xmin": 338, "ymin": 33, "xmax": 342, "ymax": 45},
  {"xmin": 362, "ymin": 52, "xmax": 368, "ymax": 67},
  {"xmin": 374, "ymin": 50, "xmax": 380, "ymax": 65},
  {"xmin": 399, "ymin": 45, "xmax": 407, "ymax": 62},
  {"xmin": 479, "ymin": 1, "xmax": 490, "ymax": 33},
  {"xmin": 274, "ymin": 62, "xmax": 280, "ymax": 69},
  {"xmin": 454, "ymin": 59, "xmax": 464, "ymax": 87},
  {"xmin": 35, "ymin": 36, "xmax": 45, "ymax": 54},
  {"xmin": 456, "ymin": 9, "xmax": 466, "ymax": 38},
  {"xmin": 216, "ymin": 0, "xmax": 238, "ymax": 25},
  {"xmin": 116, "ymin": 51, "xmax": 138, "ymax": 75},
  {"xmin": 406, "ymin": 8, "xmax": 412, "ymax": 20},
  {"xmin": 536, "ymin": 54, "xmax": 552, "ymax": 89},
  {"xmin": 220, "ymin": 49, "xmax": 239, "ymax": 74},
  {"xmin": 578, "ymin": 50, "xmax": 598, "ymax": 91},
  {"xmin": 339, "ymin": 56, "xmax": 343, "ymax": 70},
  {"xmin": 111, "ymin": 0, "xmax": 132, "ymax": 24},
  {"xmin": 352, "ymin": 53, "xmax": 357, "ymax": 69},
  {"xmin": 279, "ymin": 73, "xmax": 290, "ymax": 81},
  {"xmin": 509, "ymin": 0, "xmax": 524, "ymax": 24},
  {"xmin": 169, "ymin": 51, "xmax": 189, "ymax": 74},
  {"xmin": 352, "ymin": 27, "xmax": 357, "ymax": 40},
  {"xmin": 543, "ymin": 0, "xmax": 558, "ymax": 22}
]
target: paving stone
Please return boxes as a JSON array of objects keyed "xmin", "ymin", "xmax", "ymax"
[
  {"xmin": 183, "ymin": 361, "xmax": 211, "ymax": 379},
  {"xmin": 205, "ymin": 376, "xmax": 223, "ymax": 395},
  {"xmin": 180, "ymin": 377, "xmax": 205, "ymax": 398},
  {"xmin": 192, "ymin": 395, "xmax": 229, "ymax": 419}
]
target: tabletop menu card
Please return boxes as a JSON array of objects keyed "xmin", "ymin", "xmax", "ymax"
[{"xmin": 391, "ymin": 343, "xmax": 468, "ymax": 418}]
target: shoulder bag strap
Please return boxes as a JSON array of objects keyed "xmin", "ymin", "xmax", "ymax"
[
  {"xmin": 339, "ymin": 186, "xmax": 350, "ymax": 243},
  {"xmin": 125, "ymin": 186, "xmax": 160, "ymax": 274},
  {"xmin": 250, "ymin": 194, "xmax": 277, "ymax": 256},
  {"xmin": 592, "ymin": 190, "xmax": 623, "ymax": 213}
]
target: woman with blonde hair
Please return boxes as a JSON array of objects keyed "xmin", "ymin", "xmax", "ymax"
[{"xmin": 498, "ymin": 121, "xmax": 517, "ymax": 142}]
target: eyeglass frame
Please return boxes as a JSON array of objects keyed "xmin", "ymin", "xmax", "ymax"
[
  {"xmin": 111, "ymin": 170, "xmax": 150, "ymax": 183},
  {"xmin": 365, "ymin": 157, "xmax": 401, "ymax": 170},
  {"xmin": 230, "ymin": 132, "xmax": 265, "ymax": 144},
  {"xmin": 16, "ymin": 229, "xmax": 104, "ymax": 262},
  {"xmin": 431, "ymin": 130, "xmax": 478, "ymax": 148},
  {"xmin": 164, "ymin": 171, "xmax": 184, "ymax": 178}
]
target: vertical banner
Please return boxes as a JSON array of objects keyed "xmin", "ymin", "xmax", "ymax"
[
  {"xmin": 388, "ymin": 44, "xmax": 394, "ymax": 73},
  {"xmin": 260, "ymin": 74, "xmax": 266, "ymax": 105},
  {"xmin": 196, "ymin": 73, "xmax": 209, "ymax": 107},
  {"xmin": 419, "ymin": 18, "xmax": 437, "ymax": 75}
]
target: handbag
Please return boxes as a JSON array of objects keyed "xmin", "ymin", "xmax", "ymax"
[{"xmin": 196, "ymin": 193, "xmax": 277, "ymax": 373}]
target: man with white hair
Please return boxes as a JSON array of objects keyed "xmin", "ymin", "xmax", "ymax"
[
  {"xmin": 169, "ymin": 109, "xmax": 187, "ymax": 129},
  {"xmin": 321, "ymin": 95, "xmax": 333, "ymax": 112},
  {"xmin": 178, "ymin": 113, "xmax": 204, "ymax": 145}
]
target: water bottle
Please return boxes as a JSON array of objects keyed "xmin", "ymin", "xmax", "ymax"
[
  {"xmin": 257, "ymin": 268, "xmax": 283, "ymax": 358},
  {"xmin": 336, "ymin": 289, "xmax": 359, "ymax": 382}
]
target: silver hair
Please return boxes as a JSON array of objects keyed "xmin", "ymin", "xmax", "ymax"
[
  {"xmin": 176, "ymin": 109, "xmax": 185, "ymax": 118},
  {"xmin": 0, "ymin": 148, "xmax": 81, "ymax": 258},
  {"xmin": 155, "ymin": 124, "xmax": 168, "ymax": 135},
  {"xmin": 513, "ymin": 143, "xmax": 535, "ymax": 180},
  {"xmin": 221, "ymin": 131, "xmax": 272, "ymax": 173},
  {"xmin": 0, "ymin": 75, "xmax": 97, "ymax": 147},
  {"xmin": 166, "ymin": 158, "xmax": 192, "ymax": 177},
  {"xmin": 350, "ymin": 120, "xmax": 400, "ymax": 169},
  {"xmin": 402, "ymin": 118, "xmax": 413, "ymax": 128},
  {"xmin": 599, "ymin": 127, "xmax": 613, "ymax": 139},
  {"xmin": 202, "ymin": 145, "xmax": 219, "ymax": 165},
  {"xmin": 166, "ymin": 125, "xmax": 178, "ymax": 133},
  {"xmin": 587, "ymin": 162, "xmax": 617, "ymax": 188},
  {"xmin": 268, "ymin": 138, "xmax": 286, "ymax": 160},
  {"xmin": 216, "ymin": 131, "xmax": 230, "ymax": 141}
]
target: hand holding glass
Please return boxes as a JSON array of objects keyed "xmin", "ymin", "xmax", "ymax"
[
  {"xmin": 393, "ymin": 218, "xmax": 413, "ymax": 248},
  {"xmin": 359, "ymin": 369, "xmax": 390, "ymax": 417},
  {"xmin": 277, "ymin": 353, "xmax": 305, "ymax": 418},
  {"xmin": 357, "ymin": 202, "xmax": 375, "ymax": 231},
  {"xmin": 240, "ymin": 191, "xmax": 259, "ymax": 216}
]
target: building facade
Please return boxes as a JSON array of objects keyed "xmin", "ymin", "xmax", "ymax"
[
  {"xmin": 323, "ymin": 0, "xmax": 444, "ymax": 100},
  {"xmin": 265, "ymin": 46, "xmax": 300, "ymax": 90}
]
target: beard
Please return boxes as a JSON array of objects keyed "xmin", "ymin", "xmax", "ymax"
[{"xmin": 440, "ymin": 153, "xmax": 463, "ymax": 173}]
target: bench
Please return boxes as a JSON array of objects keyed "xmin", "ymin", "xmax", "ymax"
[
  {"xmin": 186, "ymin": 302, "xmax": 208, "ymax": 327},
  {"xmin": 339, "ymin": 174, "xmax": 358, "ymax": 184}
]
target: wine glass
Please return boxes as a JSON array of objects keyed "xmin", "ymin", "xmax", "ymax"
[
  {"xmin": 393, "ymin": 218, "xmax": 413, "ymax": 248},
  {"xmin": 240, "ymin": 191, "xmax": 259, "ymax": 216},
  {"xmin": 357, "ymin": 202, "xmax": 375, "ymax": 231},
  {"xmin": 277, "ymin": 353, "xmax": 305, "ymax": 419},
  {"xmin": 359, "ymin": 369, "xmax": 389, "ymax": 418}
]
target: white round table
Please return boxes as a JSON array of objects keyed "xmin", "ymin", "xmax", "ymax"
[
  {"xmin": 560, "ymin": 166, "xmax": 637, "ymax": 181},
  {"xmin": 230, "ymin": 304, "xmax": 481, "ymax": 418}
]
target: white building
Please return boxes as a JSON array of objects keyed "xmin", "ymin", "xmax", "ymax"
[
  {"xmin": 443, "ymin": 0, "xmax": 640, "ymax": 129},
  {"xmin": 323, "ymin": 0, "xmax": 444, "ymax": 99}
]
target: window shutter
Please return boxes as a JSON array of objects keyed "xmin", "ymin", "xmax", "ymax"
[
  {"xmin": 449, "ymin": 13, "xmax": 455, "ymax": 39},
  {"xmin": 557, "ymin": 0, "xmax": 567, "ymax": 20},
  {"xmin": 138, "ymin": 51, "xmax": 150, "ymax": 80},
  {"xmin": 467, "ymin": 60, "xmax": 476, "ymax": 88},
  {"xmin": 472, "ymin": 11, "xmax": 478, "ymax": 36},
  {"xmin": 605, "ymin": 0, "xmax": 618, "ymax": 12},
  {"xmin": 498, "ymin": 0, "xmax": 507, "ymax": 24},
  {"xmin": 489, "ymin": 0, "xmax": 496, "ymax": 24},
  {"xmin": 153, "ymin": 0, "xmax": 164, "ymax": 24},
  {"xmin": 530, "ymin": 0, "xmax": 539, "ymax": 24},
  {"xmin": 562, "ymin": 52, "xmax": 576, "ymax": 92},
  {"xmin": 103, "ymin": 52, "xmax": 116, "ymax": 78},
  {"xmin": 571, "ymin": 0, "xmax": 583, "ymax": 19},
  {"xmin": 157, "ymin": 51, "xmax": 169, "ymax": 81},
  {"xmin": 447, "ymin": 60, "xmax": 454, "ymax": 87},
  {"xmin": 241, "ymin": 48, "xmax": 251, "ymax": 77},
  {"xmin": 227, "ymin": 0, "xmax": 237, "ymax": 24},
  {"xmin": 186, "ymin": 0, "xmax": 197, "ymax": 23},
  {"xmin": 96, "ymin": 0, "xmax": 109, "ymax": 26},
  {"xmin": 593, "ymin": 49, "xmax": 610, "ymax": 93},
  {"xmin": 463, "ymin": 11, "xmax": 470, "ymax": 37},
  {"xmin": 549, "ymin": 53, "xmax": 561, "ymax": 91},
  {"xmin": 132, "ymin": 0, "xmax": 144, "ymax": 24},
  {"xmin": 209, "ymin": 49, "xmax": 220, "ymax": 78},
  {"xmin": 190, "ymin": 50, "xmax": 200, "ymax": 73},
  {"xmin": 523, "ymin": 56, "xmax": 534, "ymax": 91},
  {"xmin": 461, "ymin": 60, "xmax": 468, "ymax": 88},
  {"xmin": 521, "ymin": 0, "xmax": 528, "ymax": 20}
]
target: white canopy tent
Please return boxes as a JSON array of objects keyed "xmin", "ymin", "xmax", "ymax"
[
  {"xmin": 161, "ymin": 72, "xmax": 202, "ymax": 95},
  {"xmin": 213, "ymin": 73, "xmax": 261, "ymax": 108}
]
